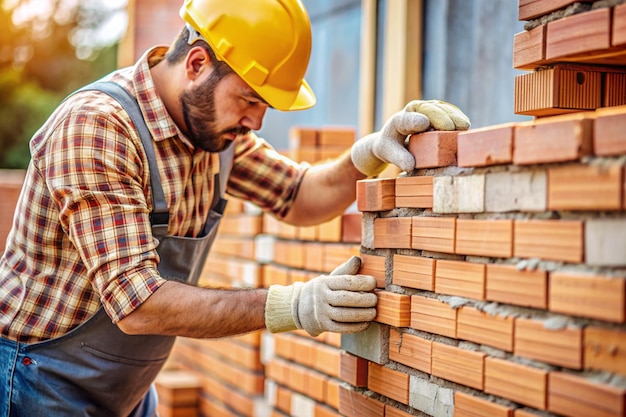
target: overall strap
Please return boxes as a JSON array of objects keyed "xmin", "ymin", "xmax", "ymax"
[{"xmin": 77, "ymin": 81, "xmax": 170, "ymax": 226}]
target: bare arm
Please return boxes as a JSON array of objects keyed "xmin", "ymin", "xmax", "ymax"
[
  {"xmin": 281, "ymin": 149, "xmax": 367, "ymax": 227},
  {"xmin": 117, "ymin": 281, "xmax": 268, "ymax": 338}
]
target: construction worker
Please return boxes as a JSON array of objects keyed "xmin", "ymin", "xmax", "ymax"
[{"xmin": 0, "ymin": 0, "xmax": 470, "ymax": 416}]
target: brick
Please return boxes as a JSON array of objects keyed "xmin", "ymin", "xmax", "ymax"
[
  {"xmin": 389, "ymin": 401, "xmax": 426, "ymax": 417},
  {"xmin": 341, "ymin": 213, "xmax": 362, "ymax": 243},
  {"xmin": 485, "ymin": 357, "xmax": 547, "ymax": 410},
  {"xmin": 317, "ymin": 216, "xmax": 342, "ymax": 243},
  {"xmin": 431, "ymin": 342, "xmax": 485, "ymax": 390},
  {"xmin": 374, "ymin": 290, "xmax": 411, "ymax": 327},
  {"xmin": 548, "ymin": 164, "xmax": 623, "ymax": 211},
  {"xmin": 359, "ymin": 253, "xmax": 387, "ymax": 288},
  {"xmin": 457, "ymin": 306, "xmax": 514, "ymax": 352},
  {"xmin": 546, "ymin": 8, "xmax": 611, "ymax": 60},
  {"xmin": 457, "ymin": 123, "xmax": 514, "ymax": 167},
  {"xmin": 339, "ymin": 351, "xmax": 368, "ymax": 387},
  {"xmin": 314, "ymin": 344, "xmax": 341, "ymax": 378},
  {"xmin": 485, "ymin": 170, "xmax": 547, "ymax": 212},
  {"xmin": 518, "ymin": 0, "xmax": 594, "ymax": 20},
  {"xmin": 410, "ymin": 295, "xmax": 457, "ymax": 338},
  {"xmin": 409, "ymin": 377, "xmax": 454, "ymax": 417},
  {"xmin": 392, "ymin": 254, "xmax": 435, "ymax": 291},
  {"xmin": 455, "ymin": 219, "xmax": 513, "ymax": 258},
  {"xmin": 276, "ymin": 385, "xmax": 293, "ymax": 414},
  {"xmin": 395, "ymin": 176, "xmax": 433, "ymax": 208},
  {"xmin": 389, "ymin": 329, "xmax": 432, "ymax": 374},
  {"xmin": 514, "ymin": 318, "xmax": 582, "ymax": 369},
  {"xmin": 435, "ymin": 259, "xmax": 485, "ymax": 300},
  {"xmin": 303, "ymin": 243, "xmax": 325, "ymax": 273},
  {"xmin": 356, "ymin": 178, "xmax": 396, "ymax": 212},
  {"xmin": 486, "ymin": 264, "xmax": 548, "ymax": 309},
  {"xmin": 432, "ymin": 175, "xmax": 485, "ymax": 213},
  {"xmin": 367, "ymin": 362, "xmax": 409, "ymax": 404},
  {"xmin": 584, "ymin": 326, "xmax": 626, "ymax": 376},
  {"xmin": 514, "ymin": 219, "xmax": 583, "ymax": 263},
  {"xmin": 298, "ymin": 224, "xmax": 318, "ymax": 241},
  {"xmin": 322, "ymin": 243, "xmax": 360, "ymax": 274},
  {"xmin": 411, "ymin": 216, "xmax": 455, "ymax": 253},
  {"xmin": 605, "ymin": 73, "xmax": 626, "ymax": 107},
  {"xmin": 373, "ymin": 217, "xmax": 412, "ymax": 249},
  {"xmin": 407, "ymin": 131, "xmax": 458, "ymax": 168},
  {"xmin": 318, "ymin": 127, "xmax": 355, "ymax": 148},
  {"xmin": 615, "ymin": 3, "xmax": 626, "ymax": 46},
  {"xmin": 338, "ymin": 386, "xmax": 385, "ymax": 417},
  {"xmin": 454, "ymin": 391, "xmax": 512, "ymax": 417},
  {"xmin": 549, "ymin": 271, "xmax": 626, "ymax": 322},
  {"xmin": 289, "ymin": 126, "xmax": 318, "ymax": 149},
  {"xmin": 513, "ymin": 26, "xmax": 547, "ymax": 70},
  {"xmin": 325, "ymin": 379, "xmax": 340, "ymax": 410},
  {"xmin": 315, "ymin": 404, "xmax": 341, "ymax": 417},
  {"xmin": 514, "ymin": 66, "xmax": 602, "ymax": 116},
  {"xmin": 513, "ymin": 114, "xmax": 593, "ymax": 165},
  {"xmin": 548, "ymin": 372, "xmax": 626, "ymax": 417},
  {"xmin": 585, "ymin": 218, "xmax": 626, "ymax": 267},
  {"xmin": 154, "ymin": 370, "xmax": 200, "ymax": 407}
]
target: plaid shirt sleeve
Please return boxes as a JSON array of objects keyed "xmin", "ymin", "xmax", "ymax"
[
  {"xmin": 38, "ymin": 96, "xmax": 166, "ymax": 323},
  {"xmin": 227, "ymin": 132, "xmax": 308, "ymax": 219}
]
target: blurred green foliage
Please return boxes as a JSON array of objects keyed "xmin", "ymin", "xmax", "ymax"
[{"xmin": 0, "ymin": 1, "xmax": 120, "ymax": 169}]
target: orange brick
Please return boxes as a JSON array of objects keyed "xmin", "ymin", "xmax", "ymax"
[
  {"xmin": 315, "ymin": 404, "xmax": 342, "ymax": 417},
  {"xmin": 548, "ymin": 372, "xmax": 626, "ymax": 417},
  {"xmin": 615, "ymin": 3, "xmax": 626, "ymax": 46},
  {"xmin": 435, "ymin": 259, "xmax": 485, "ymax": 300},
  {"xmin": 392, "ymin": 254, "xmax": 435, "ymax": 291},
  {"xmin": 385, "ymin": 407, "xmax": 416, "ymax": 417},
  {"xmin": 457, "ymin": 306, "xmax": 514, "ymax": 352},
  {"xmin": 314, "ymin": 344, "xmax": 341, "ymax": 378},
  {"xmin": 548, "ymin": 164, "xmax": 623, "ymax": 211},
  {"xmin": 605, "ymin": 72, "xmax": 626, "ymax": 107},
  {"xmin": 411, "ymin": 216, "xmax": 455, "ymax": 253},
  {"xmin": 303, "ymin": 242, "xmax": 325, "ymax": 273},
  {"xmin": 514, "ymin": 219, "xmax": 583, "ymax": 263},
  {"xmin": 338, "ymin": 386, "xmax": 385, "ymax": 417},
  {"xmin": 455, "ymin": 219, "xmax": 513, "ymax": 258},
  {"xmin": 367, "ymin": 362, "xmax": 409, "ymax": 405},
  {"xmin": 513, "ymin": 114, "xmax": 593, "ymax": 165},
  {"xmin": 395, "ymin": 176, "xmax": 433, "ymax": 208},
  {"xmin": 326, "ymin": 378, "xmax": 340, "ymax": 409},
  {"xmin": 275, "ymin": 385, "xmax": 292, "ymax": 414},
  {"xmin": 373, "ymin": 217, "xmax": 412, "ymax": 249},
  {"xmin": 584, "ymin": 326, "xmax": 626, "ymax": 376},
  {"xmin": 339, "ymin": 351, "xmax": 368, "ymax": 387},
  {"xmin": 410, "ymin": 295, "xmax": 457, "ymax": 338},
  {"xmin": 407, "ymin": 131, "xmax": 458, "ymax": 168},
  {"xmin": 154, "ymin": 370, "xmax": 200, "ymax": 407},
  {"xmin": 389, "ymin": 328, "xmax": 432, "ymax": 374},
  {"xmin": 454, "ymin": 391, "xmax": 513, "ymax": 417},
  {"xmin": 457, "ymin": 123, "xmax": 515, "ymax": 167},
  {"xmin": 518, "ymin": 0, "xmax": 594, "ymax": 20},
  {"xmin": 594, "ymin": 105, "xmax": 626, "ymax": 156},
  {"xmin": 513, "ymin": 26, "xmax": 547, "ymax": 70},
  {"xmin": 322, "ymin": 243, "xmax": 360, "ymax": 274},
  {"xmin": 374, "ymin": 290, "xmax": 411, "ymax": 327},
  {"xmin": 356, "ymin": 178, "xmax": 396, "ymax": 212},
  {"xmin": 289, "ymin": 126, "xmax": 318, "ymax": 148},
  {"xmin": 485, "ymin": 357, "xmax": 547, "ymax": 410},
  {"xmin": 486, "ymin": 264, "xmax": 548, "ymax": 309},
  {"xmin": 318, "ymin": 216, "xmax": 342, "ymax": 243},
  {"xmin": 306, "ymin": 369, "xmax": 327, "ymax": 402},
  {"xmin": 359, "ymin": 253, "xmax": 387, "ymax": 288},
  {"xmin": 546, "ymin": 8, "xmax": 611, "ymax": 60},
  {"xmin": 318, "ymin": 127, "xmax": 355, "ymax": 148},
  {"xmin": 341, "ymin": 213, "xmax": 362, "ymax": 243},
  {"xmin": 431, "ymin": 342, "xmax": 485, "ymax": 390},
  {"xmin": 549, "ymin": 271, "xmax": 626, "ymax": 322},
  {"xmin": 514, "ymin": 318, "xmax": 582, "ymax": 369}
]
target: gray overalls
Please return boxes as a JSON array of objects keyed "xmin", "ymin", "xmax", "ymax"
[{"xmin": 0, "ymin": 82, "xmax": 232, "ymax": 416}]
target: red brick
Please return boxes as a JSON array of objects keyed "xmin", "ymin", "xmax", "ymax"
[
  {"xmin": 457, "ymin": 123, "xmax": 514, "ymax": 167},
  {"xmin": 485, "ymin": 357, "xmax": 548, "ymax": 410},
  {"xmin": 407, "ymin": 131, "xmax": 458, "ymax": 168}
]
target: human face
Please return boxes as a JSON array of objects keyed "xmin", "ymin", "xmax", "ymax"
[{"xmin": 180, "ymin": 69, "xmax": 269, "ymax": 153}]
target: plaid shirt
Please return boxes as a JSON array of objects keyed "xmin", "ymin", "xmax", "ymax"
[{"xmin": 0, "ymin": 47, "xmax": 306, "ymax": 343}]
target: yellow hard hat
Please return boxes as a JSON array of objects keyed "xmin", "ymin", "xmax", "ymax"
[{"xmin": 180, "ymin": 0, "xmax": 316, "ymax": 111}]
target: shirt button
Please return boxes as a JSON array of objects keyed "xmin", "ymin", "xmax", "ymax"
[{"xmin": 22, "ymin": 357, "xmax": 32, "ymax": 366}]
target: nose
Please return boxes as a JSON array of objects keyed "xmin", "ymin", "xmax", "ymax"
[{"xmin": 240, "ymin": 104, "xmax": 268, "ymax": 131}]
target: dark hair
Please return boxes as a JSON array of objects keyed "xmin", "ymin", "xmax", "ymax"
[{"xmin": 165, "ymin": 26, "xmax": 233, "ymax": 80}]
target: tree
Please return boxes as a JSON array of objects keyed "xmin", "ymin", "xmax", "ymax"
[{"xmin": 0, "ymin": 0, "xmax": 124, "ymax": 168}]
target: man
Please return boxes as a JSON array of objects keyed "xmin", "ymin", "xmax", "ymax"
[{"xmin": 0, "ymin": 0, "xmax": 470, "ymax": 415}]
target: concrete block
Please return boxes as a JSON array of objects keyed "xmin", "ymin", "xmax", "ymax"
[
  {"xmin": 341, "ymin": 322, "xmax": 389, "ymax": 365},
  {"xmin": 485, "ymin": 170, "xmax": 547, "ymax": 212},
  {"xmin": 433, "ymin": 175, "xmax": 485, "ymax": 214},
  {"xmin": 291, "ymin": 392, "xmax": 315, "ymax": 417},
  {"xmin": 409, "ymin": 376, "xmax": 453, "ymax": 417},
  {"xmin": 585, "ymin": 219, "xmax": 626, "ymax": 266}
]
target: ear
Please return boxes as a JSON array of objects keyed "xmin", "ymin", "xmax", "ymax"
[{"xmin": 184, "ymin": 46, "xmax": 212, "ymax": 81}]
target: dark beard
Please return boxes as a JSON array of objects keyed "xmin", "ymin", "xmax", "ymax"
[{"xmin": 180, "ymin": 74, "xmax": 249, "ymax": 153}]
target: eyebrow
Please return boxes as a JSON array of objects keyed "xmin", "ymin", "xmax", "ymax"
[{"xmin": 243, "ymin": 90, "xmax": 269, "ymax": 105}]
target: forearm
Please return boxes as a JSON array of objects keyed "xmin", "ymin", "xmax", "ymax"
[
  {"xmin": 117, "ymin": 281, "xmax": 268, "ymax": 338},
  {"xmin": 282, "ymin": 149, "xmax": 367, "ymax": 226}
]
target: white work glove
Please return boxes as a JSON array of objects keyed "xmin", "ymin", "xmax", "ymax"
[
  {"xmin": 351, "ymin": 99, "xmax": 471, "ymax": 176},
  {"xmin": 265, "ymin": 256, "xmax": 377, "ymax": 337}
]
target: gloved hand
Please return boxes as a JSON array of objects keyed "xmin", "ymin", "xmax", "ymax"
[
  {"xmin": 265, "ymin": 256, "xmax": 377, "ymax": 336},
  {"xmin": 351, "ymin": 99, "xmax": 471, "ymax": 176}
]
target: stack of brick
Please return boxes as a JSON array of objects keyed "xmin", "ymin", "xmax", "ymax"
[{"xmin": 338, "ymin": 1, "xmax": 626, "ymax": 417}]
